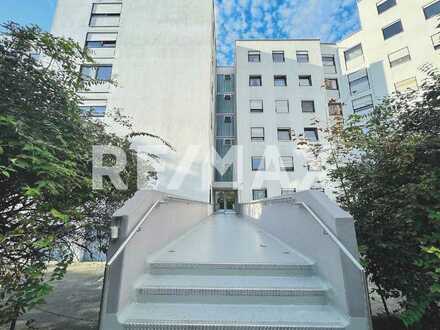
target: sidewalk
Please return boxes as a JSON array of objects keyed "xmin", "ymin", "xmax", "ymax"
[{"xmin": 7, "ymin": 262, "xmax": 105, "ymax": 330}]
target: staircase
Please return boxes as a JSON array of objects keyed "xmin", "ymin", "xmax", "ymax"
[
  {"xmin": 99, "ymin": 191, "xmax": 371, "ymax": 330},
  {"xmin": 116, "ymin": 214, "xmax": 350, "ymax": 329}
]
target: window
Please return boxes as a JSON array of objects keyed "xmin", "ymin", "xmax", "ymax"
[
  {"xmin": 377, "ymin": 0, "xmax": 396, "ymax": 14},
  {"xmin": 299, "ymin": 75, "xmax": 312, "ymax": 86},
  {"xmin": 388, "ymin": 47, "xmax": 411, "ymax": 68},
  {"xmin": 89, "ymin": 3, "xmax": 122, "ymax": 27},
  {"xmin": 280, "ymin": 157, "xmax": 294, "ymax": 172},
  {"xmin": 301, "ymin": 100, "xmax": 315, "ymax": 113},
  {"xmin": 251, "ymin": 157, "xmax": 265, "ymax": 171},
  {"xmin": 253, "ymin": 189, "xmax": 267, "ymax": 200},
  {"xmin": 424, "ymin": 0, "xmax": 440, "ymax": 19},
  {"xmin": 250, "ymin": 99, "xmax": 263, "ymax": 112},
  {"xmin": 352, "ymin": 95, "xmax": 374, "ymax": 113},
  {"xmin": 325, "ymin": 78, "xmax": 339, "ymax": 91},
  {"xmin": 322, "ymin": 55, "xmax": 337, "ymax": 74},
  {"xmin": 251, "ymin": 127, "xmax": 265, "ymax": 142},
  {"xmin": 329, "ymin": 102, "xmax": 343, "ymax": 116},
  {"xmin": 248, "ymin": 51, "xmax": 261, "ymax": 62},
  {"xmin": 274, "ymin": 75, "xmax": 287, "ymax": 87},
  {"xmin": 395, "ymin": 77, "xmax": 418, "ymax": 92},
  {"xmin": 249, "ymin": 75, "xmax": 262, "ymax": 86},
  {"xmin": 304, "ymin": 128, "xmax": 319, "ymax": 142},
  {"xmin": 296, "ymin": 51, "xmax": 309, "ymax": 63},
  {"xmin": 224, "ymin": 94, "xmax": 232, "ymax": 101},
  {"xmin": 225, "ymin": 74, "xmax": 232, "ymax": 81},
  {"xmin": 273, "ymin": 51, "xmax": 285, "ymax": 63},
  {"xmin": 80, "ymin": 65, "xmax": 113, "ymax": 81},
  {"xmin": 432, "ymin": 32, "xmax": 440, "ymax": 50},
  {"xmin": 348, "ymin": 69, "xmax": 370, "ymax": 95},
  {"xmin": 275, "ymin": 100, "xmax": 289, "ymax": 113},
  {"xmin": 277, "ymin": 128, "xmax": 291, "ymax": 141},
  {"xmin": 79, "ymin": 105, "xmax": 106, "ymax": 117},
  {"xmin": 85, "ymin": 32, "xmax": 117, "ymax": 49},
  {"xmin": 344, "ymin": 44, "xmax": 363, "ymax": 62},
  {"xmin": 382, "ymin": 20, "xmax": 403, "ymax": 40},
  {"xmin": 216, "ymin": 115, "xmax": 235, "ymax": 137},
  {"xmin": 281, "ymin": 188, "xmax": 296, "ymax": 195}
]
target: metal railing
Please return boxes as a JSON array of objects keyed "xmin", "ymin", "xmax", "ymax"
[
  {"xmin": 298, "ymin": 202, "xmax": 373, "ymax": 330},
  {"xmin": 99, "ymin": 195, "xmax": 210, "ymax": 329}
]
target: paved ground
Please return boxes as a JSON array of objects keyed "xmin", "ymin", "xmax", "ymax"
[{"xmin": 3, "ymin": 262, "xmax": 104, "ymax": 330}]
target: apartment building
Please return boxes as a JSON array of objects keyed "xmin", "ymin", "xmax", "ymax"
[
  {"xmin": 51, "ymin": 0, "xmax": 216, "ymax": 202},
  {"xmin": 51, "ymin": 0, "xmax": 440, "ymax": 207},
  {"xmin": 339, "ymin": 0, "xmax": 440, "ymax": 114}
]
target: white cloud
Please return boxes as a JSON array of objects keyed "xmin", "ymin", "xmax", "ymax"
[{"xmin": 215, "ymin": 0, "xmax": 360, "ymax": 65}]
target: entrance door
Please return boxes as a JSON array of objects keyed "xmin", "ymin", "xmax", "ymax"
[{"xmin": 214, "ymin": 191, "xmax": 237, "ymax": 212}]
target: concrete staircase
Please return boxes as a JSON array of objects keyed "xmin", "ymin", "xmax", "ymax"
[{"xmin": 116, "ymin": 214, "xmax": 350, "ymax": 329}]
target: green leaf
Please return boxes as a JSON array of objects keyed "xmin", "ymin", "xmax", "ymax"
[{"xmin": 50, "ymin": 208, "xmax": 69, "ymax": 223}]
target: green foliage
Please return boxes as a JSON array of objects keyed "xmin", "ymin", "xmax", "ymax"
[
  {"xmin": 0, "ymin": 23, "xmax": 164, "ymax": 327},
  {"xmin": 328, "ymin": 66, "xmax": 440, "ymax": 328}
]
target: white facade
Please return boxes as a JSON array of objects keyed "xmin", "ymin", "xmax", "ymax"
[
  {"xmin": 51, "ymin": 0, "xmax": 440, "ymax": 205},
  {"xmin": 339, "ymin": 0, "xmax": 440, "ymax": 114},
  {"xmin": 234, "ymin": 40, "xmax": 345, "ymax": 203},
  {"xmin": 52, "ymin": 0, "xmax": 216, "ymax": 202}
]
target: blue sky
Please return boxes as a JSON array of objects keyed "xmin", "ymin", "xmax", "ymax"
[{"xmin": 0, "ymin": 0, "xmax": 360, "ymax": 66}]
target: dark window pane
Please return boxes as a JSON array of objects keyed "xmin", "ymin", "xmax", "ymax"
[
  {"xmin": 382, "ymin": 20, "xmax": 403, "ymax": 40},
  {"xmin": 301, "ymin": 101, "xmax": 315, "ymax": 113},
  {"xmin": 253, "ymin": 189, "xmax": 267, "ymax": 200},
  {"xmin": 252, "ymin": 157, "xmax": 265, "ymax": 171},
  {"xmin": 377, "ymin": 0, "xmax": 396, "ymax": 14},
  {"xmin": 273, "ymin": 51, "xmax": 285, "ymax": 63},
  {"xmin": 424, "ymin": 1, "xmax": 440, "ymax": 19},
  {"xmin": 304, "ymin": 128, "xmax": 319, "ymax": 142},
  {"xmin": 96, "ymin": 66, "xmax": 112, "ymax": 80}
]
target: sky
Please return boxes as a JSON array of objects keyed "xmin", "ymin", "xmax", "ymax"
[{"xmin": 0, "ymin": 0, "xmax": 361, "ymax": 66}]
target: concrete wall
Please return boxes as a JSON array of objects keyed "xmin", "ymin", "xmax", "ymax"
[
  {"xmin": 52, "ymin": 0, "xmax": 216, "ymax": 202},
  {"xmin": 240, "ymin": 190, "xmax": 370, "ymax": 330},
  {"xmin": 100, "ymin": 190, "xmax": 212, "ymax": 329},
  {"xmin": 235, "ymin": 40, "xmax": 344, "ymax": 203},
  {"xmin": 338, "ymin": 0, "xmax": 440, "ymax": 114}
]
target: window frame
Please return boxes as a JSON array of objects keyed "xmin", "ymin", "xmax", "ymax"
[
  {"xmin": 248, "ymin": 51, "xmax": 261, "ymax": 63},
  {"xmin": 394, "ymin": 77, "xmax": 419, "ymax": 92},
  {"xmin": 251, "ymin": 156, "xmax": 266, "ymax": 171},
  {"xmin": 80, "ymin": 64, "xmax": 113, "ymax": 81},
  {"xmin": 322, "ymin": 55, "xmax": 337, "ymax": 73},
  {"xmin": 382, "ymin": 20, "xmax": 404, "ymax": 40},
  {"xmin": 277, "ymin": 128, "xmax": 292, "ymax": 142},
  {"xmin": 272, "ymin": 51, "xmax": 285, "ymax": 63},
  {"xmin": 432, "ymin": 32, "xmax": 440, "ymax": 50},
  {"xmin": 299, "ymin": 75, "xmax": 312, "ymax": 87},
  {"xmin": 423, "ymin": 0, "xmax": 440, "ymax": 20},
  {"xmin": 352, "ymin": 94, "xmax": 374, "ymax": 113},
  {"xmin": 376, "ymin": 0, "xmax": 397, "ymax": 15},
  {"xmin": 275, "ymin": 100, "xmax": 289, "ymax": 113},
  {"xmin": 388, "ymin": 47, "xmax": 411, "ymax": 68},
  {"xmin": 281, "ymin": 188, "xmax": 297, "ymax": 195},
  {"xmin": 249, "ymin": 75, "xmax": 262, "ymax": 87},
  {"xmin": 348, "ymin": 69, "xmax": 370, "ymax": 96},
  {"xmin": 79, "ymin": 105, "xmax": 107, "ymax": 117},
  {"xmin": 251, "ymin": 127, "xmax": 265, "ymax": 142},
  {"xmin": 280, "ymin": 156, "xmax": 295, "ymax": 172},
  {"xmin": 296, "ymin": 50, "xmax": 310, "ymax": 63},
  {"xmin": 252, "ymin": 189, "xmax": 267, "ymax": 201},
  {"xmin": 301, "ymin": 100, "xmax": 316, "ymax": 113},
  {"xmin": 274, "ymin": 75, "xmax": 288, "ymax": 87},
  {"xmin": 344, "ymin": 44, "xmax": 364, "ymax": 67},
  {"xmin": 249, "ymin": 99, "xmax": 264, "ymax": 113},
  {"xmin": 304, "ymin": 127, "xmax": 319, "ymax": 142},
  {"xmin": 89, "ymin": 3, "xmax": 122, "ymax": 28},
  {"xmin": 325, "ymin": 78, "xmax": 339, "ymax": 91}
]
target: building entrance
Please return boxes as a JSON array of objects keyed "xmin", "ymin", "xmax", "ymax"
[{"xmin": 214, "ymin": 191, "xmax": 237, "ymax": 213}]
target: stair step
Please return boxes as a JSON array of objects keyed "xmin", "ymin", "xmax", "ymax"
[
  {"xmin": 120, "ymin": 303, "xmax": 349, "ymax": 330},
  {"xmin": 148, "ymin": 262, "xmax": 315, "ymax": 276},
  {"xmin": 135, "ymin": 274, "xmax": 328, "ymax": 304}
]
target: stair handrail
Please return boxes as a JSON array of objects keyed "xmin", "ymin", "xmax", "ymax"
[
  {"xmin": 299, "ymin": 201, "xmax": 373, "ymax": 330},
  {"xmin": 107, "ymin": 199, "xmax": 162, "ymax": 267}
]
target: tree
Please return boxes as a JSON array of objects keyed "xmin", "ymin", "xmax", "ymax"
[
  {"xmin": 0, "ymin": 23, "xmax": 165, "ymax": 329},
  {"xmin": 327, "ymin": 66, "xmax": 440, "ymax": 328}
]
